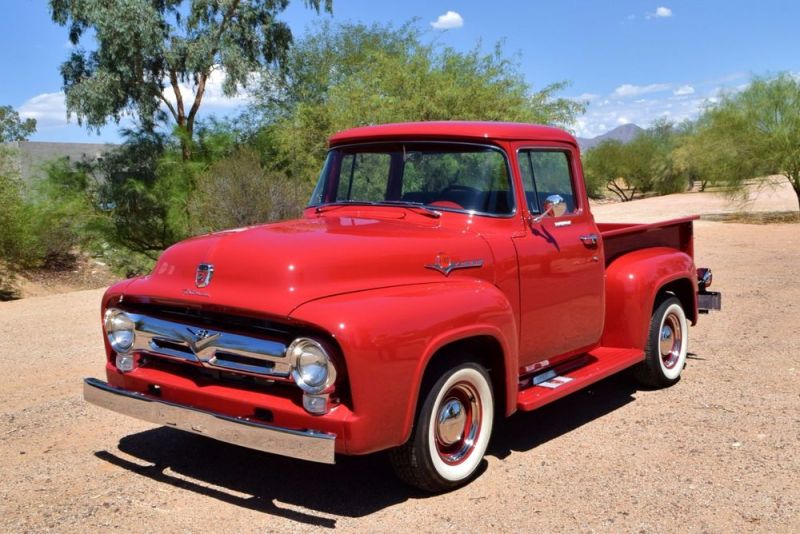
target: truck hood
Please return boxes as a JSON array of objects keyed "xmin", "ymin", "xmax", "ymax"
[{"xmin": 123, "ymin": 213, "xmax": 495, "ymax": 317}]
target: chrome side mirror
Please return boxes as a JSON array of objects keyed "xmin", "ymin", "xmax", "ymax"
[{"xmin": 532, "ymin": 194, "xmax": 566, "ymax": 223}]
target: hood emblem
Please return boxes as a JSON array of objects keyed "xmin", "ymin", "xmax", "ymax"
[
  {"xmin": 195, "ymin": 263, "xmax": 214, "ymax": 288},
  {"xmin": 185, "ymin": 327, "xmax": 221, "ymax": 356},
  {"xmin": 425, "ymin": 253, "xmax": 484, "ymax": 276}
]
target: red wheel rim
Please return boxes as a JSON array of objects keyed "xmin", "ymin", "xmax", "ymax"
[{"xmin": 659, "ymin": 312, "xmax": 683, "ymax": 369}]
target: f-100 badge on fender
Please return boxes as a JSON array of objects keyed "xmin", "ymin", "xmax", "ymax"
[{"xmin": 425, "ymin": 253, "xmax": 483, "ymax": 276}]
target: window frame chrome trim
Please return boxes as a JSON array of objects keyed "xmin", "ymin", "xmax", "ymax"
[{"xmin": 515, "ymin": 146, "xmax": 585, "ymax": 218}]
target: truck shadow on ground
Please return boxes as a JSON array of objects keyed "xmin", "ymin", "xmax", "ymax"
[{"xmin": 94, "ymin": 373, "xmax": 639, "ymax": 526}]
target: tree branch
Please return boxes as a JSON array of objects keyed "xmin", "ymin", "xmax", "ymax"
[
  {"xmin": 186, "ymin": 72, "xmax": 207, "ymax": 132},
  {"xmin": 185, "ymin": 0, "xmax": 241, "ymax": 134},
  {"xmin": 169, "ymin": 69, "xmax": 186, "ymax": 126},
  {"xmin": 158, "ymin": 92, "xmax": 180, "ymax": 124}
]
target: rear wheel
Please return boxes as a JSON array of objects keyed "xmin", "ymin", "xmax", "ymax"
[
  {"xmin": 633, "ymin": 296, "xmax": 689, "ymax": 388},
  {"xmin": 390, "ymin": 362, "xmax": 494, "ymax": 492}
]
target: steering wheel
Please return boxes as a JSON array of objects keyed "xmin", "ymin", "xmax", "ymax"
[{"xmin": 440, "ymin": 184, "xmax": 480, "ymax": 195}]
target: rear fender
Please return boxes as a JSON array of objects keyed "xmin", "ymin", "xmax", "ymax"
[
  {"xmin": 288, "ymin": 281, "xmax": 518, "ymax": 454},
  {"xmin": 602, "ymin": 247, "xmax": 698, "ymax": 350}
]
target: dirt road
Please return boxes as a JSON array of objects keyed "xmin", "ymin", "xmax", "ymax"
[{"xmin": 1, "ymin": 191, "xmax": 798, "ymax": 532}]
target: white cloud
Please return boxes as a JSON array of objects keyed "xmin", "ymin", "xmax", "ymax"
[
  {"xmin": 572, "ymin": 75, "xmax": 752, "ymax": 138},
  {"xmin": 612, "ymin": 83, "xmax": 672, "ymax": 98},
  {"xmin": 162, "ymin": 67, "xmax": 252, "ymax": 110},
  {"xmin": 646, "ymin": 6, "xmax": 673, "ymax": 19},
  {"xmin": 569, "ymin": 92, "xmax": 600, "ymax": 103},
  {"xmin": 18, "ymin": 92, "xmax": 69, "ymax": 128},
  {"xmin": 18, "ymin": 68, "xmax": 252, "ymax": 132},
  {"xmin": 431, "ymin": 11, "xmax": 464, "ymax": 30}
]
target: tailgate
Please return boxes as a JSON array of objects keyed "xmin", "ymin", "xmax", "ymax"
[{"xmin": 598, "ymin": 215, "xmax": 697, "ymax": 265}]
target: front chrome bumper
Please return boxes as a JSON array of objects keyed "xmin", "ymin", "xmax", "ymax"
[{"xmin": 83, "ymin": 378, "xmax": 336, "ymax": 464}]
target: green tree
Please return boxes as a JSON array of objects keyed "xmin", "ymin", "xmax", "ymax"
[
  {"xmin": 582, "ymin": 119, "xmax": 686, "ymax": 201},
  {"xmin": 50, "ymin": 0, "xmax": 332, "ymax": 160},
  {"xmin": 0, "ymin": 106, "xmax": 36, "ymax": 141},
  {"xmin": 686, "ymin": 73, "xmax": 800, "ymax": 209},
  {"xmin": 582, "ymin": 139, "xmax": 628, "ymax": 199},
  {"xmin": 254, "ymin": 22, "xmax": 585, "ymax": 183},
  {"xmin": 0, "ymin": 107, "xmax": 37, "ymax": 297}
]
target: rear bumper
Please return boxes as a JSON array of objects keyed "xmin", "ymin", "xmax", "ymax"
[
  {"xmin": 83, "ymin": 377, "xmax": 336, "ymax": 464},
  {"xmin": 698, "ymin": 291, "xmax": 722, "ymax": 313}
]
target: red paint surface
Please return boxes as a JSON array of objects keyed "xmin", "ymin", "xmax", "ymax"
[{"xmin": 98, "ymin": 122, "xmax": 703, "ymax": 456}]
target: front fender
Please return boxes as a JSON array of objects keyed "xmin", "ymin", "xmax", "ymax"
[
  {"xmin": 288, "ymin": 280, "xmax": 518, "ymax": 455},
  {"xmin": 602, "ymin": 247, "xmax": 697, "ymax": 350}
]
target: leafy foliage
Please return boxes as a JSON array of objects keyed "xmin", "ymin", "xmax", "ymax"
[
  {"xmin": 50, "ymin": 0, "xmax": 331, "ymax": 158},
  {"xmin": 0, "ymin": 108, "xmax": 38, "ymax": 297},
  {"xmin": 255, "ymin": 21, "xmax": 585, "ymax": 183},
  {"xmin": 678, "ymin": 73, "xmax": 800, "ymax": 208},
  {"xmin": 189, "ymin": 147, "xmax": 305, "ymax": 234},
  {"xmin": 582, "ymin": 119, "xmax": 687, "ymax": 201},
  {"xmin": 0, "ymin": 106, "xmax": 37, "ymax": 142}
]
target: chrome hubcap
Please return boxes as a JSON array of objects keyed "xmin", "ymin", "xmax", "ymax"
[
  {"xmin": 437, "ymin": 398, "xmax": 466, "ymax": 445},
  {"xmin": 434, "ymin": 382, "xmax": 482, "ymax": 465},
  {"xmin": 659, "ymin": 313, "xmax": 682, "ymax": 369}
]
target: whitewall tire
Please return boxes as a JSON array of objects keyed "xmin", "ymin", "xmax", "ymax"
[
  {"xmin": 390, "ymin": 362, "xmax": 494, "ymax": 492},
  {"xmin": 634, "ymin": 296, "xmax": 689, "ymax": 388}
]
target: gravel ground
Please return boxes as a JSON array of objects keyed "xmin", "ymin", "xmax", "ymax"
[{"xmin": 1, "ymin": 188, "xmax": 798, "ymax": 532}]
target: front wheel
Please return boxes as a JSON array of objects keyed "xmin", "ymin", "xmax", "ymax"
[
  {"xmin": 389, "ymin": 362, "xmax": 494, "ymax": 492},
  {"xmin": 633, "ymin": 296, "xmax": 689, "ymax": 388}
]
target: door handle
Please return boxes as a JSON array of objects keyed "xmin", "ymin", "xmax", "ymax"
[{"xmin": 579, "ymin": 234, "xmax": 598, "ymax": 248}]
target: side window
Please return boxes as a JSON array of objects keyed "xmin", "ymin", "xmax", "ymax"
[
  {"xmin": 519, "ymin": 150, "xmax": 576, "ymax": 214},
  {"xmin": 336, "ymin": 153, "xmax": 391, "ymax": 202}
]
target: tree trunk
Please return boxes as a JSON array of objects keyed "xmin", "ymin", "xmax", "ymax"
[
  {"xmin": 791, "ymin": 177, "xmax": 800, "ymax": 212},
  {"xmin": 181, "ymin": 133, "xmax": 192, "ymax": 161}
]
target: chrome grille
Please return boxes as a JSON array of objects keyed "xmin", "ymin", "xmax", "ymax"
[{"xmin": 126, "ymin": 312, "xmax": 292, "ymax": 378}]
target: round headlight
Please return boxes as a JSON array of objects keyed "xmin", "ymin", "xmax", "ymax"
[
  {"xmin": 104, "ymin": 309, "xmax": 135, "ymax": 353},
  {"xmin": 288, "ymin": 338, "xmax": 336, "ymax": 393}
]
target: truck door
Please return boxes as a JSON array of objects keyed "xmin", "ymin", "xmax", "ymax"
[{"xmin": 512, "ymin": 147, "xmax": 605, "ymax": 370}]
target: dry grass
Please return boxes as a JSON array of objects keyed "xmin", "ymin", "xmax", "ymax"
[{"xmin": 701, "ymin": 211, "xmax": 800, "ymax": 224}]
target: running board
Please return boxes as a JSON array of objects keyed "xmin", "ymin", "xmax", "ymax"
[{"xmin": 516, "ymin": 347, "xmax": 644, "ymax": 411}]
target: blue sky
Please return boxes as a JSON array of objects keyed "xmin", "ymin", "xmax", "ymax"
[{"xmin": 2, "ymin": 0, "xmax": 798, "ymax": 142}]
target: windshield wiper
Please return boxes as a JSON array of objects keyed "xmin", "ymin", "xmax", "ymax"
[
  {"xmin": 315, "ymin": 200, "xmax": 377, "ymax": 213},
  {"xmin": 375, "ymin": 201, "xmax": 442, "ymax": 218},
  {"xmin": 315, "ymin": 200, "xmax": 441, "ymax": 218}
]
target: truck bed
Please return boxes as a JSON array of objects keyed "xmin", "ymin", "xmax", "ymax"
[{"xmin": 598, "ymin": 215, "xmax": 697, "ymax": 265}]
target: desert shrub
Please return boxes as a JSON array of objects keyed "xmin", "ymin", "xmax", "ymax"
[
  {"xmin": 26, "ymin": 158, "xmax": 100, "ymax": 269},
  {"xmin": 189, "ymin": 148, "xmax": 307, "ymax": 234},
  {"xmin": 0, "ymin": 159, "xmax": 28, "ymax": 297},
  {"xmin": 85, "ymin": 133, "xmax": 191, "ymax": 275}
]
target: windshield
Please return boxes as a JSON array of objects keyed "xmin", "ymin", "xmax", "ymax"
[{"xmin": 309, "ymin": 142, "xmax": 514, "ymax": 216}]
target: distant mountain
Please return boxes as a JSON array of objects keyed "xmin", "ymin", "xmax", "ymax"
[{"xmin": 577, "ymin": 123, "xmax": 643, "ymax": 152}]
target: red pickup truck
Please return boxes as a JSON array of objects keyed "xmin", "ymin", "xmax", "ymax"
[{"xmin": 85, "ymin": 122, "xmax": 720, "ymax": 492}]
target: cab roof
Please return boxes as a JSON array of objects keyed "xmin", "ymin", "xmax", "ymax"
[{"xmin": 329, "ymin": 121, "xmax": 578, "ymax": 146}]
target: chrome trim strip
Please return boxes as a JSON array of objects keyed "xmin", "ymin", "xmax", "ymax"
[
  {"xmin": 83, "ymin": 378, "xmax": 336, "ymax": 464},
  {"xmin": 124, "ymin": 312, "xmax": 291, "ymax": 378}
]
